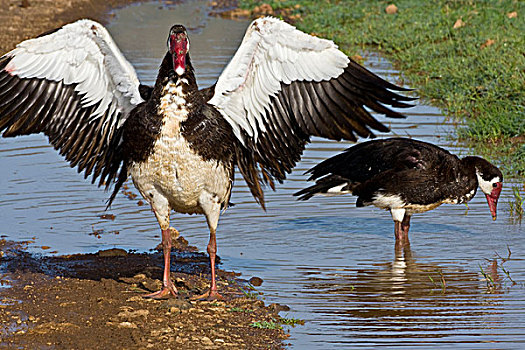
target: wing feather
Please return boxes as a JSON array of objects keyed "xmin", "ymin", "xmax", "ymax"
[
  {"xmin": 209, "ymin": 17, "xmax": 414, "ymax": 195},
  {"xmin": 0, "ymin": 19, "xmax": 143, "ymax": 188},
  {"xmin": 6, "ymin": 80, "xmax": 47, "ymax": 131}
]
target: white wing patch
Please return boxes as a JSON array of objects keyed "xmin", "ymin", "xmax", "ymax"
[
  {"xmin": 4, "ymin": 19, "xmax": 142, "ymax": 123},
  {"xmin": 390, "ymin": 208, "xmax": 406, "ymax": 222},
  {"xmin": 319, "ymin": 184, "xmax": 352, "ymax": 196},
  {"xmin": 373, "ymin": 193, "xmax": 406, "ymax": 209},
  {"xmin": 209, "ymin": 17, "xmax": 349, "ymax": 144}
]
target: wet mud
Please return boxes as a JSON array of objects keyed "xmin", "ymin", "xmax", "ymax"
[{"xmin": 0, "ymin": 239, "xmax": 288, "ymax": 349}]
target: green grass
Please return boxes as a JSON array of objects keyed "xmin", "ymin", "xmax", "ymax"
[
  {"xmin": 428, "ymin": 269, "xmax": 447, "ymax": 294},
  {"xmin": 508, "ymin": 185, "xmax": 524, "ymax": 222},
  {"xmin": 250, "ymin": 316, "xmax": 305, "ymax": 329},
  {"xmin": 279, "ymin": 315, "xmax": 305, "ymax": 327},
  {"xmin": 478, "ymin": 263, "xmax": 497, "ymax": 292},
  {"xmin": 240, "ymin": 0, "xmax": 525, "ymax": 176},
  {"xmin": 250, "ymin": 320, "xmax": 283, "ymax": 330},
  {"xmin": 240, "ymin": 284, "xmax": 260, "ymax": 299}
]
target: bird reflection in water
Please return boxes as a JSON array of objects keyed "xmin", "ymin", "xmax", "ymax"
[{"xmin": 298, "ymin": 243, "xmax": 505, "ymax": 339}]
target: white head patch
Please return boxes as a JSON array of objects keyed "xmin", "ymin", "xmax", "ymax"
[{"xmin": 476, "ymin": 171, "xmax": 500, "ymax": 195}]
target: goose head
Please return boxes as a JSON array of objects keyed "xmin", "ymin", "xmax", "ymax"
[
  {"xmin": 471, "ymin": 157, "xmax": 503, "ymax": 220},
  {"xmin": 168, "ymin": 25, "xmax": 189, "ymax": 76}
]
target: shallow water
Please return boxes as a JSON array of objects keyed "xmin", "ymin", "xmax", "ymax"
[{"xmin": 1, "ymin": 1, "xmax": 524, "ymax": 348}]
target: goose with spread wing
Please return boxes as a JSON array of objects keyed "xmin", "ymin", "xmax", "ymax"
[{"xmin": 0, "ymin": 17, "xmax": 414, "ymax": 299}]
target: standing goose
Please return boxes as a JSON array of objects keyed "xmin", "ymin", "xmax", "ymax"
[
  {"xmin": 295, "ymin": 138, "xmax": 503, "ymax": 245},
  {"xmin": 0, "ymin": 18, "xmax": 414, "ymax": 299}
]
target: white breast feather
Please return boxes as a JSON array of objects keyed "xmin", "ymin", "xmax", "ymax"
[
  {"xmin": 131, "ymin": 80, "xmax": 231, "ymax": 215},
  {"xmin": 158, "ymin": 81, "xmax": 188, "ymax": 125}
]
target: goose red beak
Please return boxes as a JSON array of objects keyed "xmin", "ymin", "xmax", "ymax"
[
  {"xmin": 485, "ymin": 182, "xmax": 502, "ymax": 221},
  {"xmin": 169, "ymin": 32, "xmax": 188, "ymax": 75}
]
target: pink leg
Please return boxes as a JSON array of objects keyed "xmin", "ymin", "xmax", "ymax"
[
  {"xmin": 143, "ymin": 228, "xmax": 178, "ymax": 299},
  {"xmin": 401, "ymin": 214, "xmax": 411, "ymax": 239},
  {"xmin": 192, "ymin": 228, "xmax": 223, "ymax": 300},
  {"xmin": 394, "ymin": 214, "xmax": 411, "ymax": 248},
  {"xmin": 394, "ymin": 221, "xmax": 404, "ymax": 241}
]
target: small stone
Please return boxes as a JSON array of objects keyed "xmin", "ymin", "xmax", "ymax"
[
  {"xmin": 141, "ymin": 279, "xmax": 162, "ymax": 291},
  {"xmin": 249, "ymin": 276, "xmax": 263, "ymax": 286},
  {"xmin": 201, "ymin": 336, "xmax": 213, "ymax": 346},
  {"xmin": 118, "ymin": 321, "xmax": 137, "ymax": 329},
  {"xmin": 480, "ymin": 39, "xmax": 495, "ymax": 49},
  {"xmin": 126, "ymin": 296, "xmax": 143, "ymax": 303},
  {"xmin": 133, "ymin": 273, "xmax": 146, "ymax": 280},
  {"xmin": 385, "ymin": 4, "xmax": 398, "ymax": 14},
  {"xmin": 161, "ymin": 299, "xmax": 193, "ymax": 310},
  {"xmin": 168, "ymin": 227, "xmax": 179, "ymax": 239},
  {"xmin": 453, "ymin": 18, "xmax": 465, "ymax": 29},
  {"xmin": 268, "ymin": 303, "xmax": 290, "ymax": 313},
  {"xmin": 117, "ymin": 309, "xmax": 149, "ymax": 320},
  {"xmin": 99, "ymin": 214, "xmax": 116, "ymax": 220}
]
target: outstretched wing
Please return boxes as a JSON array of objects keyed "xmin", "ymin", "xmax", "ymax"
[
  {"xmin": 207, "ymin": 17, "xmax": 413, "ymax": 205},
  {"xmin": 0, "ymin": 19, "xmax": 143, "ymax": 187}
]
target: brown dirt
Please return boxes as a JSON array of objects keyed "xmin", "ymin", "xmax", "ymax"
[
  {"xmin": 0, "ymin": 0, "xmax": 140, "ymax": 53},
  {"xmin": 0, "ymin": 1, "xmax": 289, "ymax": 348},
  {"xmin": 0, "ymin": 239, "xmax": 289, "ymax": 349}
]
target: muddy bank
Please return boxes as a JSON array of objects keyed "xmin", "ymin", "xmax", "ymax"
[
  {"xmin": 0, "ymin": 0, "xmax": 143, "ymax": 54},
  {"xmin": 0, "ymin": 0, "xmax": 288, "ymax": 348},
  {"xmin": 0, "ymin": 239, "xmax": 289, "ymax": 349}
]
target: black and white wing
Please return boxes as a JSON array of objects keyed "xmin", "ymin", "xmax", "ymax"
[
  {"xmin": 294, "ymin": 138, "xmax": 450, "ymax": 201},
  {"xmin": 306, "ymin": 138, "xmax": 442, "ymax": 182},
  {"xmin": 0, "ymin": 19, "xmax": 143, "ymax": 187},
  {"xmin": 208, "ymin": 17, "xmax": 414, "ymax": 190}
]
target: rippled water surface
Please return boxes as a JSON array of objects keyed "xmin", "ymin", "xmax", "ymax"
[{"xmin": 1, "ymin": 1, "xmax": 524, "ymax": 348}]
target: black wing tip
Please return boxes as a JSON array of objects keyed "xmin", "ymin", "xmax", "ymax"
[
  {"xmin": 389, "ymin": 85, "xmax": 416, "ymax": 93},
  {"xmin": 293, "ymin": 187, "xmax": 314, "ymax": 201}
]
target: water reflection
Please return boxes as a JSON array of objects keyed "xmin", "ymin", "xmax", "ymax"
[{"xmin": 299, "ymin": 244, "xmax": 507, "ymax": 342}]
